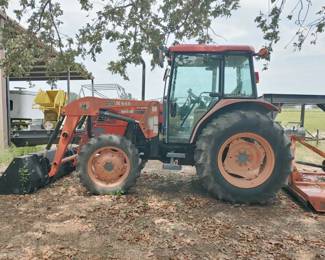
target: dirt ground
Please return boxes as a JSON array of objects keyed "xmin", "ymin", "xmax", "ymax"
[{"xmin": 0, "ymin": 161, "xmax": 324, "ymax": 260}]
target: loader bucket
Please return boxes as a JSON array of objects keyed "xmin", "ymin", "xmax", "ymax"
[{"xmin": 0, "ymin": 149, "xmax": 75, "ymax": 195}]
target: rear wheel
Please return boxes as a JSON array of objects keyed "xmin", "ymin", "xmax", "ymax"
[
  {"xmin": 77, "ymin": 135, "xmax": 140, "ymax": 194},
  {"xmin": 195, "ymin": 110, "xmax": 293, "ymax": 204}
]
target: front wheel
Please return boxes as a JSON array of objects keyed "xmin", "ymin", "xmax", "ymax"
[
  {"xmin": 195, "ymin": 110, "xmax": 293, "ymax": 204},
  {"xmin": 77, "ymin": 135, "xmax": 140, "ymax": 194}
]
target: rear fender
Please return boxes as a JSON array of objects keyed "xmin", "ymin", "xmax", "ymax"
[{"xmin": 190, "ymin": 99, "xmax": 278, "ymax": 143}]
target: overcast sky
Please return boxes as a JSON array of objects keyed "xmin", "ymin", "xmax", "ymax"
[{"xmin": 8, "ymin": 0, "xmax": 325, "ymax": 99}]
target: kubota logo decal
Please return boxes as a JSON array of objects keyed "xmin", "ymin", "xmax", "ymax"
[{"xmin": 80, "ymin": 103, "xmax": 89, "ymax": 111}]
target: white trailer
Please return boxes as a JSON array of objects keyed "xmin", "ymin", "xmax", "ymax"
[
  {"xmin": 9, "ymin": 90, "xmax": 43, "ymax": 130},
  {"xmin": 9, "ymin": 90, "xmax": 42, "ymax": 120}
]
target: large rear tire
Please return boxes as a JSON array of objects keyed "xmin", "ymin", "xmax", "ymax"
[
  {"xmin": 77, "ymin": 135, "xmax": 140, "ymax": 194},
  {"xmin": 195, "ymin": 110, "xmax": 293, "ymax": 204}
]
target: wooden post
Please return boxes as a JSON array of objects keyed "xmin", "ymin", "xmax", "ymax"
[
  {"xmin": 67, "ymin": 67, "xmax": 71, "ymax": 103},
  {"xmin": 316, "ymin": 129, "xmax": 320, "ymax": 145},
  {"xmin": 300, "ymin": 104, "xmax": 305, "ymax": 128},
  {"xmin": 0, "ymin": 15, "xmax": 9, "ymax": 149},
  {"xmin": 91, "ymin": 77, "xmax": 94, "ymax": 97}
]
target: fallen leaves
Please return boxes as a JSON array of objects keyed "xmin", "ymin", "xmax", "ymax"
[{"xmin": 0, "ymin": 161, "xmax": 324, "ymax": 259}]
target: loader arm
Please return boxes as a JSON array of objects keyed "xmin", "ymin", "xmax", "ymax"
[
  {"xmin": 48, "ymin": 115, "xmax": 81, "ymax": 177},
  {"xmin": 47, "ymin": 97, "xmax": 160, "ymax": 178}
]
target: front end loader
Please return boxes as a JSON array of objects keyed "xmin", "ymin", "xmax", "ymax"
[{"xmin": 0, "ymin": 44, "xmax": 296, "ymax": 206}]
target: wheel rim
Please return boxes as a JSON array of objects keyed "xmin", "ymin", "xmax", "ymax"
[
  {"xmin": 217, "ymin": 132, "xmax": 275, "ymax": 189},
  {"xmin": 87, "ymin": 146, "xmax": 131, "ymax": 188}
]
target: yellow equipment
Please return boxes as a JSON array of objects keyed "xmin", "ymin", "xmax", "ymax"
[{"xmin": 33, "ymin": 90, "xmax": 67, "ymax": 130}]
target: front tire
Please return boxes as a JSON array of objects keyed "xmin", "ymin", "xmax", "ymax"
[
  {"xmin": 77, "ymin": 135, "xmax": 140, "ymax": 194},
  {"xmin": 195, "ymin": 110, "xmax": 293, "ymax": 204}
]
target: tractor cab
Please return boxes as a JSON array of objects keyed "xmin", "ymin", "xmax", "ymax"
[{"xmin": 164, "ymin": 44, "xmax": 259, "ymax": 143}]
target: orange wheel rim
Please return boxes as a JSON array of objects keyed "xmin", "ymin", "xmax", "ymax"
[
  {"xmin": 87, "ymin": 146, "xmax": 130, "ymax": 188},
  {"xmin": 217, "ymin": 132, "xmax": 275, "ymax": 189}
]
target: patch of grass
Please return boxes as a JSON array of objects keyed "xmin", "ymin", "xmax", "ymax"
[
  {"xmin": 18, "ymin": 165, "xmax": 30, "ymax": 193},
  {"xmin": 276, "ymin": 108, "xmax": 325, "ymax": 164},
  {"xmin": 111, "ymin": 190, "xmax": 125, "ymax": 196},
  {"xmin": 295, "ymin": 141, "xmax": 325, "ymax": 164},
  {"xmin": 276, "ymin": 108, "xmax": 325, "ymax": 133},
  {"xmin": 0, "ymin": 145, "xmax": 45, "ymax": 166}
]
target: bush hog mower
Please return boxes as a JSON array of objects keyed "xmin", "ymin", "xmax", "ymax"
[
  {"xmin": 0, "ymin": 44, "xmax": 294, "ymax": 204},
  {"xmin": 286, "ymin": 132, "xmax": 325, "ymax": 212}
]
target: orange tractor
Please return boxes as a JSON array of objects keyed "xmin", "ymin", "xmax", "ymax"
[{"xmin": 0, "ymin": 44, "xmax": 293, "ymax": 204}]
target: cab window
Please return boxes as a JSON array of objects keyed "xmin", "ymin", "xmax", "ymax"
[
  {"xmin": 168, "ymin": 54, "xmax": 221, "ymax": 143},
  {"xmin": 224, "ymin": 55, "xmax": 254, "ymax": 97}
]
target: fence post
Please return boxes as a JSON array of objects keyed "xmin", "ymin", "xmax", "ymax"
[{"xmin": 300, "ymin": 104, "xmax": 306, "ymax": 127}]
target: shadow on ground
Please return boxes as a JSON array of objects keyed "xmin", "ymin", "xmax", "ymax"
[{"xmin": 0, "ymin": 161, "xmax": 324, "ymax": 259}]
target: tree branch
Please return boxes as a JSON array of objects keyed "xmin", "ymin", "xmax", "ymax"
[
  {"xmin": 48, "ymin": 1, "xmax": 63, "ymax": 54},
  {"xmin": 35, "ymin": 0, "xmax": 51, "ymax": 33}
]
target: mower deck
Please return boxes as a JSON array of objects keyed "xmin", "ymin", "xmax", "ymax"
[
  {"xmin": 288, "ymin": 170, "xmax": 325, "ymax": 212},
  {"xmin": 287, "ymin": 136, "xmax": 325, "ymax": 213}
]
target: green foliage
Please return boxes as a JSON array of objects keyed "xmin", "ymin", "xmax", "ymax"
[
  {"xmin": 0, "ymin": 0, "xmax": 88, "ymax": 82},
  {"xmin": 18, "ymin": 165, "xmax": 30, "ymax": 193},
  {"xmin": 0, "ymin": 0, "xmax": 239, "ymax": 80},
  {"xmin": 77, "ymin": 0, "xmax": 240, "ymax": 79},
  {"xmin": 111, "ymin": 189, "xmax": 125, "ymax": 196},
  {"xmin": 1, "ymin": 1, "xmax": 324, "ymax": 77},
  {"xmin": 255, "ymin": 1, "xmax": 325, "ymax": 66}
]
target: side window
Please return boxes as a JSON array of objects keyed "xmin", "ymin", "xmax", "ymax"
[{"xmin": 224, "ymin": 55, "xmax": 254, "ymax": 97}]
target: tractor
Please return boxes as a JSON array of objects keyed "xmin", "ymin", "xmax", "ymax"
[{"xmin": 0, "ymin": 44, "xmax": 292, "ymax": 204}]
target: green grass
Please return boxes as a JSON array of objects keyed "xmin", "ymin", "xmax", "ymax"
[
  {"xmin": 276, "ymin": 108, "xmax": 325, "ymax": 133},
  {"xmin": 276, "ymin": 108, "xmax": 325, "ymax": 163},
  {"xmin": 0, "ymin": 145, "xmax": 45, "ymax": 166},
  {"xmin": 295, "ymin": 141, "xmax": 325, "ymax": 163}
]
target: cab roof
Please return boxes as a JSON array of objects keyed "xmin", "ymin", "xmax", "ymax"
[{"xmin": 169, "ymin": 44, "xmax": 255, "ymax": 54}]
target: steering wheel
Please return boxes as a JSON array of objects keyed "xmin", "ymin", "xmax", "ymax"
[
  {"xmin": 178, "ymin": 89, "xmax": 200, "ymax": 119},
  {"xmin": 180, "ymin": 89, "xmax": 213, "ymax": 127}
]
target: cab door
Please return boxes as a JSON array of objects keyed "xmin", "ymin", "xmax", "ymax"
[{"xmin": 167, "ymin": 54, "xmax": 221, "ymax": 143}]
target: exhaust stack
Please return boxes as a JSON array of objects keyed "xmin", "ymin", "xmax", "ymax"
[{"xmin": 140, "ymin": 58, "xmax": 146, "ymax": 101}]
